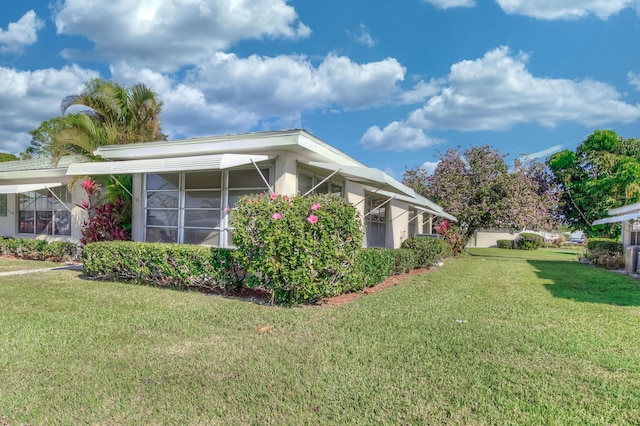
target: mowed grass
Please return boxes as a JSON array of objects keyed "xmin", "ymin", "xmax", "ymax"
[
  {"xmin": 1, "ymin": 249, "xmax": 639, "ymax": 425},
  {"xmin": 0, "ymin": 257, "xmax": 63, "ymax": 272}
]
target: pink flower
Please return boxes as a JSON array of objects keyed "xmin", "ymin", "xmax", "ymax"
[
  {"xmin": 224, "ymin": 206, "xmax": 230, "ymax": 212},
  {"xmin": 311, "ymin": 203, "xmax": 321, "ymax": 211},
  {"xmin": 273, "ymin": 213, "xmax": 282, "ymax": 220},
  {"xmin": 307, "ymin": 214, "xmax": 318, "ymax": 224},
  {"xmin": 270, "ymin": 192, "xmax": 278, "ymax": 200}
]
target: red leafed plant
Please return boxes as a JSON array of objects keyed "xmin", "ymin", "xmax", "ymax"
[
  {"xmin": 436, "ymin": 219, "xmax": 466, "ymax": 255},
  {"xmin": 77, "ymin": 179, "xmax": 131, "ymax": 245}
]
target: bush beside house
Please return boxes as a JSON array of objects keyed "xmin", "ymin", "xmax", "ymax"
[
  {"xmin": 585, "ymin": 238, "xmax": 624, "ymax": 269},
  {"xmin": 82, "ymin": 241, "xmax": 241, "ymax": 290},
  {"xmin": 0, "ymin": 237, "xmax": 79, "ymax": 261},
  {"xmin": 81, "ymin": 195, "xmax": 453, "ymax": 305}
]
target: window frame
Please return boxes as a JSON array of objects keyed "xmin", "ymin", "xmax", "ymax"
[
  {"xmin": 17, "ymin": 187, "xmax": 72, "ymax": 236},
  {"xmin": 364, "ymin": 192, "xmax": 389, "ymax": 248},
  {"xmin": 296, "ymin": 167, "xmax": 345, "ymax": 197},
  {"xmin": 143, "ymin": 165, "xmax": 273, "ymax": 247}
]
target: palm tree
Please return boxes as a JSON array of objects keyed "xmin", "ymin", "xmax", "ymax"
[{"xmin": 52, "ymin": 78, "xmax": 165, "ymax": 161}]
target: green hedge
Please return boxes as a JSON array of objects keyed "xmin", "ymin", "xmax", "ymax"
[
  {"xmin": 400, "ymin": 236, "xmax": 452, "ymax": 267},
  {"xmin": 82, "ymin": 241, "xmax": 241, "ymax": 290},
  {"xmin": 0, "ymin": 237, "xmax": 79, "ymax": 261},
  {"xmin": 350, "ymin": 248, "xmax": 395, "ymax": 291},
  {"xmin": 586, "ymin": 238, "xmax": 622, "ymax": 254},
  {"xmin": 516, "ymin": 233, "xmax": 543, "ymax": 250},
  {"xmin": 393, "ymin": 248, "xmax": 419, "ymax": 274},
  {"xmin": 497, "ymin": 239, "xmax": 514, "ymax": 249}
]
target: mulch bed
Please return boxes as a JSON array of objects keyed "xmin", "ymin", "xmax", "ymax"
[{"xmin": 206, "ymin": 268, "xmax": 432, "ymax": 306}]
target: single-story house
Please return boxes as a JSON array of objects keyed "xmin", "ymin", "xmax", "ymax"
[
  {"xmin": 593, "ymin": 203, "xmax": 640, "ymax": 272},
  {"xmin": 0, "ymin": 129, "xmax": 455, "ymax": 249}
]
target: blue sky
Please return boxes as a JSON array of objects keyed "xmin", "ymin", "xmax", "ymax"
[{"xmin": 1, "ymin": 1, "xmax": 640, "ymax": 177}]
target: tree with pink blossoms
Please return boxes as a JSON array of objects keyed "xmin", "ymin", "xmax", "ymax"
[{"xmin": 404, "ymin": 145, "xmax": 560, "ymax": 253}]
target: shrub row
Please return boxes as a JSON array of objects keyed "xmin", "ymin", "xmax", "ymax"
[
  {"xmin": 585, "ymin": 249, "xmax": 625, "ymax": 269},
  {"xmin": 82, "ymin": 241, "xmax": 242, "ymax": 290},
  {"xmin": 586, "ymin": 238, "xmax": 622, "ymax": 254},
  {"xmin": 400, "ymin": 236, "xmax": 451, "ymax": 266},
  {"xmin": 0, "ymin": 237, "xmax": 79, "ymax": 262},
  {"xmin": 82, "ymin": 234, "xmax": 453, "ymax": 305},
  {"xmin": 350, "ymin": 238, "xmax": 451, "ymax": 290}
]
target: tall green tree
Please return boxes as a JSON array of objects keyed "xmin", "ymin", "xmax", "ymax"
[
  {"xmin": 404, "ymin": 145, "xmax": 559, "ymax": 252},
  {"xmin": 547, "ymin": 129, "xmax": 640, "ymax": 237},
  {"xmin": 52, "ymin": 78, "xmax": 165, "ymax": 161},
  {"xmin": 21, "ymin": 116, "xmax": 71, "ymax": 159}
]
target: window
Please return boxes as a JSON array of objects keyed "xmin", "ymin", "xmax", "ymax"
[
  {"xmin": 0, "ymin": 194, "xmax": 6, "ymax": 217},
  {"xmin": 144, "ymin": 167, "xmax": 272, "ymax": 247},
  {"xmin": 630, "ymin": 219, "xmax": 640, "ymax": 245},
  {"xmin": 226, "ymin": 167, "xmax": 271, "ymax": 247},
  {"xmin": 365, "ymin": 193, "xmax": 388, "ymax": 247},
  {"xmin": 18, "ymin": 187, "xmax": 71, "ymax": 236},
  {"xmin": 297, "ymin": 168, "xmax": 343, "ymax": 197}
]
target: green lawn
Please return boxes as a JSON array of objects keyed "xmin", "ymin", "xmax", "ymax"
[
  {"xmin": 0, "ymin": 257, "xmax": 64, "ymax": 272},
  {"xmin": 1, "ymin": 249, "xmax": 639, "ymax": 424}
]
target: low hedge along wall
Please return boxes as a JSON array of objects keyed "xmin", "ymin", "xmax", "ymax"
[
  {"xmin": 0, "ymin": 237, "xmax": 79, "ymax": 261},
  {"xmin": 586, "ymin": 238, "xmax": 622, "ymax": 254},
  {"xmin": 82, "ymin": 237, "xmax": 453, "ymax": 304},
  {"xmin": 82, "ymin": 241, "xmax": 242, "ymax": 290}
]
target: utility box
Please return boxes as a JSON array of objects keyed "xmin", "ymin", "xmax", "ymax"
[{"xmin": 624, "ymin": 246, "xmax": 640, "ymax": 273}]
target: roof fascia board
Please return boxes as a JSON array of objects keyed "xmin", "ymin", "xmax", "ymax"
[
  {"xmin": 96, "ymin": 130, "xmax": 303, "ymax": 160},
  {"xmin": 0, "ymin": 169, "xmax": 68, "ymax": 181},
  {"xmin": 608, "ymin": 202, "xmax": 640, "ymax": 216}
]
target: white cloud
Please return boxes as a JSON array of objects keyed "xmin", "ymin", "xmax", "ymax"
[
  {"xmin": 407, "ymin": 46, "xmax": 640, "ymax": 131},
  {"xmin": 420, "ymin": 161, "xmax": 440, "ymax": 175},
  {"xmin": 360, "ymin": 121, "xmax": 442, "ymax": 151},
  {"xmin": 0, "ymin": 11, "xmax": 45, "ymax": 53},
  {"xmin": 111, "ymin": 52, "xmax": 406, "ymax": 138},
  {"xmin": 54, "ymin": 0, "xmax": 311, "ymax": 72},
  {"xmin": 495, "ymin": 0, "xmax": 636, "ymax": 20},
  {"xmin": 348, "ymin": 24, "xmax": 375, "ymax": 48},
  {"xmin": 422, "ymin": 0, "xmax": 475, "ymax": 9},
  {"xmin": 628, "ymin": 71, "xmax": 640, "ymax": 91},
  {"xmin": 0, "ymin": 65, "xmax": 99, "ymax": 153},
  {"xmin": 399, "ymin": 79, "xmax": 443, "ymax": 105}
]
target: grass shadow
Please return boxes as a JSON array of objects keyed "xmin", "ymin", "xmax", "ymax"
[{"xmin": 528, "ymin": 260, "xmax": 640, "ymax": 306}]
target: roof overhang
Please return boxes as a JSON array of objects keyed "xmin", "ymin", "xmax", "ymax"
[
  {"xmin": 67, "ymin": 154, "xmax": 275, "ymax": 176},
  {"xmin": 593, "ymin": 212, "xmax": 640, "ymax": 225},
  {"xmin": 373, "ymin": 189, "xmax": 457, "ymax": 222},
  {"xmin": 306, "ymin": 161, "xmax": 417, "ymax": 198},
  {"xmin": 0, "ymin": 182, "xmax": 65, "ymax": 194}
]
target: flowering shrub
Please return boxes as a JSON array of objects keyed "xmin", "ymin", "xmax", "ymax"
[
  {"xmin": 78, "ymin": 179, "xmax": 131, "ymax": 245},
  {"xmin": 436, "ymin": 220, "xmax": 466, "ymax": 254},
  {"xmin": 231, "ymin": 193, "xmax": 363, "ymax": 304}
]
